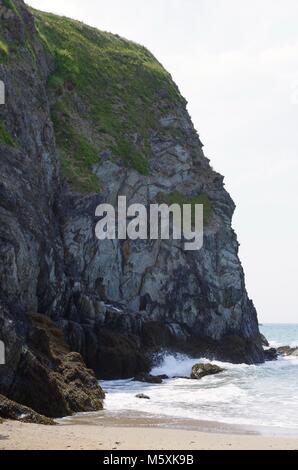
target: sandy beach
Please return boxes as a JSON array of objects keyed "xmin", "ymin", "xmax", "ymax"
[{"xmin": 1, "ymin": 416, "xmax": 298, "ymax": 450}]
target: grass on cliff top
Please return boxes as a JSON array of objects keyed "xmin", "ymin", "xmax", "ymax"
[
  {"xmin": 157, "ymin": 191, "xmax": 212, "ymax": 225},
  {"xmin": 32, "ymin": 9, "xmax": 183, "ymax": 192}
]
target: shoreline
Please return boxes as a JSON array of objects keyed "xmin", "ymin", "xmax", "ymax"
[
  {"xmin": 59, "ymin": 409, "xmax": 298, "ymax": 438},
  {"xmin": 1, "ymin": 413, "xmax": 298, "ymax": 450}
]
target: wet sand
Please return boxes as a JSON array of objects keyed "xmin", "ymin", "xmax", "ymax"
[{"xmin": 0, "ymin": 413, "xmax": 298, "ymax": 450}]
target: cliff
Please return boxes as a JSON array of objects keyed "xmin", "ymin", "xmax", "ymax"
[{"xmin": 0, "ymin": 1, "xmax": 264, "ymax": 418}]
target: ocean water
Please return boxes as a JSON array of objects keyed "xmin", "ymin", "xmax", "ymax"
[{"xmin": 101, "ymin": 324, "xmax": 298, "ymax": 432}]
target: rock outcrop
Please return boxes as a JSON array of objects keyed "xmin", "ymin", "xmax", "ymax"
[
  {"xmin": 0, "ymin": 1, "xmax": 265, "ymax": 416},
  {"xmin": 1, "ymin": 313, "xmax": 104, "ymax": 419},
  {"xmin": 133, "ymin": 373, "xmax": 164, "ymax": 384},
  {"xmin": 260, "ymin": 334, "xmax": 269, "ymax": 347},
  {"xmin": 136, "ymin": 394, "xmax": 150, "ymax": 400},
  {"xmin": 277, "ymin": 346, "xmax": 298, "ymax": 357},
  {"xmin": 264, "ymin": 348, "xmax": 278, "ymax": 361},
  {"xmin": 0, "ymin": 394, "xmax": 55, "ymax": 425},
  {"xmin": 191, "ymin": 363, "xmax": 224, "ymax": 380}
]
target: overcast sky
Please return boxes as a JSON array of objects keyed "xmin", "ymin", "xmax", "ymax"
[{"xmin": 26, "ymin": 0, "xmax": 298, "ymax": 323}]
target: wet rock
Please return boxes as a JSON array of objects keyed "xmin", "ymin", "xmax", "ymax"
[
  {"xmin": 260, "ymin": 334, "xmax": 269, "ymax": 347},
  {"xmin": 173, "ymin": 376, "xmax": 190, "ymax": 380},
  {"xmin": 6, "ymin": 314, "xmax": 105, "ymax": 418},
  {"xmin": 191, "ymin": 363, "xmax": 225, "ymax": 380},
  {"xmin": 0, "ymin": 394, "xmax": 55, "ymax": 425},
  {"xmin": 277, "ymin": 346, "xmax": 298, "ymax": 356},
  {"xmin": 133, "ymin": 373, "xmax": 163, "ymax": 384},
  {"xmin": 264, "ymin": 348, "xmax": 278, "ymax": 361},
  {"xmin": 88, "ymin": 328, "xmax": 151, "ymax": 380},
  {"xmin": 135, "ymin": 394, "xmax": 150, "ymax": 400},
  {"xmin": 183, "ymin": 335, "xmax": 264, "ymax": 365},
  {"xmin": 141, "ymin": 322, "xmax": 177, "ymax": 350}
]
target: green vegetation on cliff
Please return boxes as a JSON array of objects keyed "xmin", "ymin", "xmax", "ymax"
[
  {"xmin": 51, "ymin": 106, "xmax": 100, "ymax": 192},
  {"xmin": 0, "ymin": 39, "xmax": 9, "ymax": 60},
  {"xmin": 2, "ymin": 0, "xmax": 16, "ymax": 9},
  {"xmin": 0, "ymin": 0, "xmax": 37, "ymax": 63},
  {"xmin": 0, "ymin": 120, "xmax": 16, "ymax": 147},
  {"xmin": 33, "ymin": 9, "xmax": 183, "ymax": 192},
  {"xmin": 157, "ymin": 191, "xmax": 212, "ymax": 224}
]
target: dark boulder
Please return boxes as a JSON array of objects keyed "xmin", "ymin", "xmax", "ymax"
[
  {"xmin": 191, "ymin": 363, "xmax": 225, "ymax": 380},
  {"xmin": 264, "ymin": 348, "xmax": 278, "ymax": 361},
  {"xmin": 133, "ymin": 373, "xmax": 163, "ymax": 384},
  {"xmin": 135, "ymin": 394, "xmax": 150, "ymax": 400},
  {"xmin": 277, "ymin": 346, "xmax": 298, "ymax": 356}
]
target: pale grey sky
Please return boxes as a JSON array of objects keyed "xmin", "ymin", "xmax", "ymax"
[{"xmin": 26, "ymin": 0, "xmax": 298, "ymax": 323}]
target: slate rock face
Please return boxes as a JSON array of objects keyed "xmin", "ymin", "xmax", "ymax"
[{"xmin": 0, "ymin": 1, "xmax": 264, "ymax": 416}]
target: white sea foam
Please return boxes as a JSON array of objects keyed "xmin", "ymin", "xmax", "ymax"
[
  {"xmin": 151, "ymin": 353, "xmax": 203, "ymax": 377},
  {"xmin": 101, "ymin": 325, "xmax": 298, "ymax": 431}
]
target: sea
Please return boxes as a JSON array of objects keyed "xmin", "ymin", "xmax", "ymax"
[{"xmin": 100, "ymin": 324, "xmax": 298, "ymax": 433}]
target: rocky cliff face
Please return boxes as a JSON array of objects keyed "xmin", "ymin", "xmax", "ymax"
[{"xmin": 0, "ymin": 1, "xmax": 264, "ymax": 417}]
